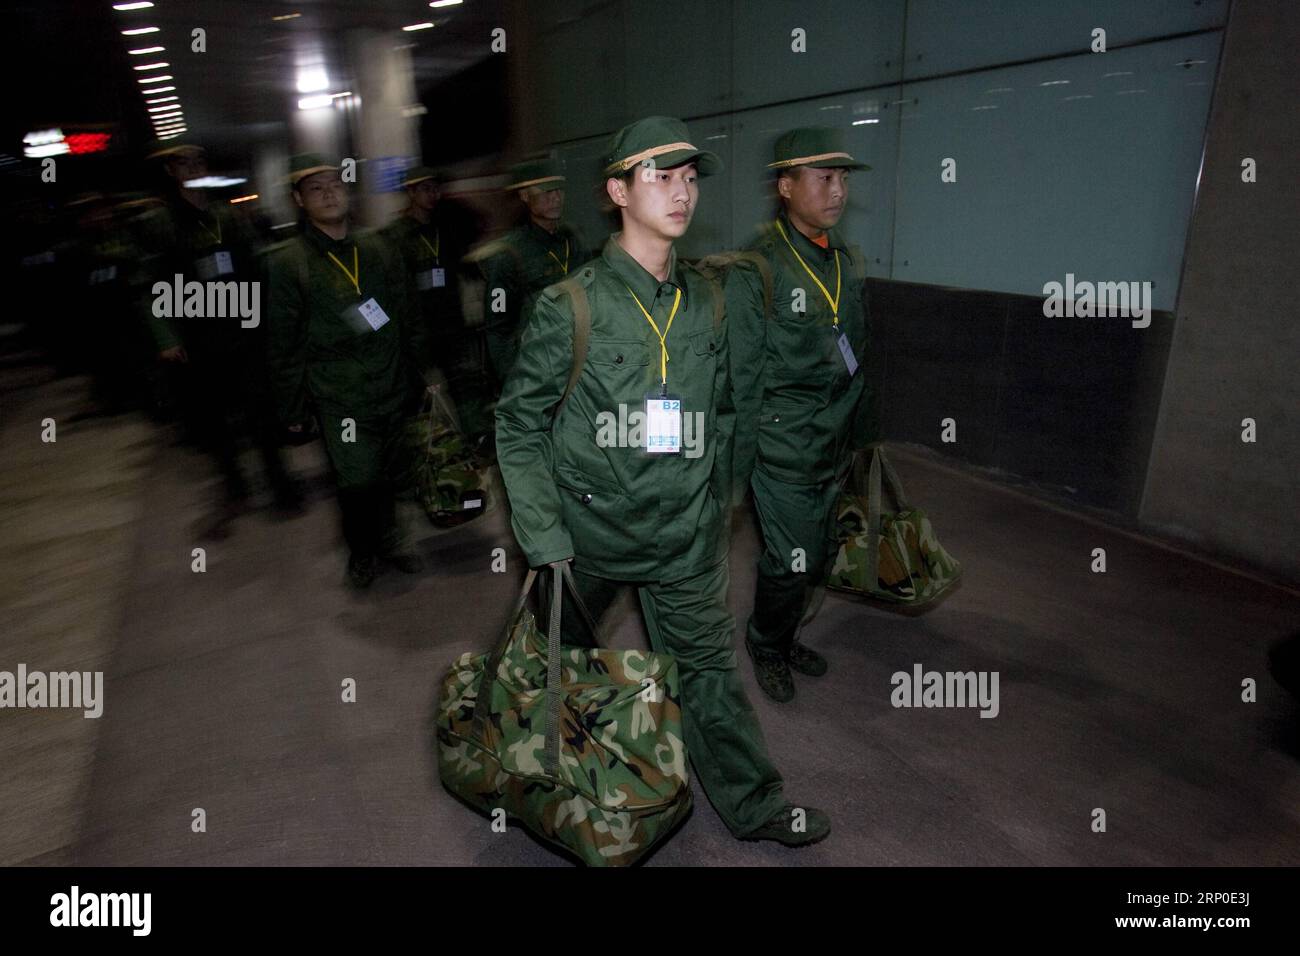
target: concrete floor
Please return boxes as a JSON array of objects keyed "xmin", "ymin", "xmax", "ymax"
[{"xmin": 3, "ymin": 370, "xmax": 1298, "ymax": 867}]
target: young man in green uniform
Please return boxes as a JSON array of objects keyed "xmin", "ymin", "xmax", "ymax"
[
  {"xmin": 136, "ymin": 141, "xmax": 302, "ymax": 539},
  {"xmin": 470, "ymin": 158, "xmax": 586, "ymax": 385},
  {"xmin": 495, "ymin": 117, "xmax": 829, "ymax": 847},
  {"xmin": 726, "ymin": 127, "xmax": 872, "ymax": 702},
  {"xmin": 381, "ymin": 166, "xmax": 465, "ymax": 374},
  {"xmin": 265, "ymin": 154, "xmax": 429, "ymax": 589}
]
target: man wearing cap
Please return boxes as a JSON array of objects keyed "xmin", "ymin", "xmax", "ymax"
[
  {"xmin": 469, "ymin": 158, "xmax": 586, "ymax": 385},
  {"xmin": 136, "ymin": 141, "xmax": 303, "ymax": 538},
  {"xmin": 726, "ymin": 127, "xmax": 872, "ymax": 703},
  {"xmin": 265, "ymin": 154, "xmax": 428, "ymax": 589},
  {"xmin": 381, "ymin": 166, "xmax": 468, "ymax": 375},
  {"xmin": 496, "ymin": 116, "xmax": 830, "ymax": 848}
]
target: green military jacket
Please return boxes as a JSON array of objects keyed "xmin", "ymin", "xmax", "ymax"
[
  {"xmin": 474, "ymin": 221, "xmax": 587, "ymax": 335},
  {"xmin": 725, "ymin": 212, "xmax": 870, "ymax": 489},
  {"xmin": 264, "ymin": 223, "xmax": 424, "ymax": 426},
  {"xmin": 134, "ymin": 197, "xmax": 261, "ymax": 353},
  {"xmin": 380, "ymin": 213, "xmax": 464, "ymax": 363},
  {"xmin": 495, "ymin": 235, "xmax": 733, "ymax": 581}
]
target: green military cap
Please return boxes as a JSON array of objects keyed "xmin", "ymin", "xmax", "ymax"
[
  {"xmin": 504, "ymin": 158, "xmax": 565, "ymax": 192},
  {"xmin": 767, "ymin": 126, "xmax": 871, "ymax": 171},
  {"xmin": 147, "ymin": 140, "xmax": 204, "ymax": 160},
  {"xmin": 403, "ymin": 165, "xmax": 439, "ymax": 188},
  {"xmin": 287, "ymin": 152, "xmax": 340, "ymax": 186},
  {"xmin": 602, "ymin": 116, "xmax": 722, "ymax": 177}
]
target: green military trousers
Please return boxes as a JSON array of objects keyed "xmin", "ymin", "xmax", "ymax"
[
  {"xmin": 317, "ymin": 405, "xmax": 411, "ymax": 559},
  {"xmin": 747, "ymin": 467, "xmax": 844, "ymax": 653},
  {"xmin": 557, "ymin": 560, "xmax": 787, "ymax": 836},
  {"xmin": 483, "ymin": 323, "xmax": 518, "ymax": 386}
]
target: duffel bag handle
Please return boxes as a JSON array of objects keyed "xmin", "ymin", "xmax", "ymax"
[
  {"xmin": 864, "ymin": 446, "xmax": 912, "ymax": 591},
  {"xmin": 471, "ymin": 562, "xmax": 601, "ymax": 778}
]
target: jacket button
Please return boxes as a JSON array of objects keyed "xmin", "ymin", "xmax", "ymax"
[
  {"xmin": 708, "ymin": 342, "xmax": 716, "ymax": 352},
  {"xmin": 580, "ymin": 493, "xmax": 593, "ymax": 504},
  {"xmin": 615, "ymin": 355, "xmax": 624, "ymax": 364},
  {"xmin": 772, "ymin": 414, "xmax": 781, "ymax": 423}
]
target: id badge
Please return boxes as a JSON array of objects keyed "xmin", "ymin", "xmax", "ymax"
[
  {"xmin": 835, "ymin": 330, "xmax": 859, "ymax": 376},
  {"xmin": 645, "ymin": 393, "xmax": 682, "ymax": 455},
  {"xmin": 357, "ymin": 297, "xmax": 391, "ymax": 332},
  {"xmin": 195, "ymin": 250, "xmax": 234, "ymax": 280},
  {"xmin": 416, "ymin": 267, "xmax": 447, "ymax": 291}
]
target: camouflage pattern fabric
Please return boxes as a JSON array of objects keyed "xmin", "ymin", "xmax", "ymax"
[
  {"xmin": 407, "ymin": 384, "xmax": 494, "ymax": 527},
  {"xmin": 827, "ymin": 495, "xmax": 962, "ymax": 606},
  {"xmin": 436, "ymin": 579, "xmax": 693, "ymax": 866}
]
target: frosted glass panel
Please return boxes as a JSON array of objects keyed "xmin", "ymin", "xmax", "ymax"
[
  {"xmin": 904, "ymin": 0, "xmax": 1227, "ymax": 79},
  {"xmin": 731, "ymin": 0, "xmax": 905, "ymax": 110},
  {"xmin": 553, "ymin": 135, "xmax": 618, "ymax": 256},
  {"xmin": 624, "ymin": 0, "xmax": 731, "ymax": 120},
  {"xmin": 728, "ymin": 91, "xmax": 900, "ymax": 274},
  {"xmin": 892, "ymin": 33, "xmax": 1220, "ymax": 310},
  {"xmin": 530, "ymin": 2, "xmax": 626, "ymax": 142}
]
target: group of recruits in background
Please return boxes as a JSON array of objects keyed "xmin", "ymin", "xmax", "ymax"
[{"xmin": 142, "ymin": 114, "xmax": 872, "ymax": 848}]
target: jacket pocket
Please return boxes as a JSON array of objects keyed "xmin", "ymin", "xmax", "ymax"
[{"xmin": 587, "ymin": 338, "xmax": 651, "ymax": 368}]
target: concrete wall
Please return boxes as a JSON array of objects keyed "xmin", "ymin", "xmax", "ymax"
[{"xmin": 1140, "ymin": 0, "xmax": 1300, "ymax": 582}]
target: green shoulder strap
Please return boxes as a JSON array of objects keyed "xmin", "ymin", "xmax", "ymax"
[
  {"xmin": 552, "ymin": 273, "xmax": 591, "ymax": 414},
  {"xmin": 846, "ymin": 244, "xmax": 868, "ymax": 283},
  {"xmin": 693, "ymin": 250, "xmax": 774, "ymax": 320}
]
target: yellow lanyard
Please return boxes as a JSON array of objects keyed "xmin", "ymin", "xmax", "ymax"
[
  {"xmin": 546, "ymin": 239, "xmax": 570, "ymax": 275},
  {"xmin": 418, "ymin": 231, "xmax": 440, "ymax": 264},
  {"xmin": 199, "ymin": 215, "xmax": 222, "ymax": 246},
  {"xmin": 326, "ymin": 246, "xmax": 360, "ymax": 296},
  {"xmin": 625, "ymin": 284, "xmax": 681, "ymax": 389},
  {"xmin": 775, "ymin": 219, "xmax": 841, "ymax": 326}
]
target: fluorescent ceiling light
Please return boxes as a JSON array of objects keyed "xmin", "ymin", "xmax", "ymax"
[
  {"xmin": 128, "ymin": 46, "xmax": 166, "ymax": 55},
  {"xmin": 25, "ymin": 143, "xmax": 70, "ymax": 157},
  {"xmin": 429, "ymin": 0, "xmax": 463, "ymax": 7},
  {"xmin": 146, "ymin": 96, "xmax": 178, "ymax": 103},
  {"xmin": 139, "ymin": 75, "xmax": 173, "ymax": 84},
  {"xmin": 113, "ymin": 2, "xmax": 156, "ymax": 9},
  {"xmin": 133, "ymin": 62, "xmax": 169, "ymax": 71},
  {"xmin": 296, "ymin": 67, "xmax": 329, "ymax": 93},
  {"xmin": 121, "ymin": 27, "xmax": 159, "ymax": 35},
  {"xmin": 297, "ymin": 94, "xmax": 332, "ymax": 110},
  {"xmin": 183, "ymin": 176, "xmax": 248, "ymax": 189},
  {"xmin": 403, "ymin": 22, "xmax": 434, "ymax": 31},
  {"xmin": 148, "ymin": 104, "xmax": 182, "ymax": 112}
]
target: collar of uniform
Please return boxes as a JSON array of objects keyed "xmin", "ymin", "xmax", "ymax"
[
  {"xmin": 776, "ymin": 210, "xmax": 848, "ymax": 263},
  {"xmin": 602, "ymin": 233, "xmax": 686, "ymax": 312},
  {"xmin": 172, "ymin": 195, "xmax": 220, "ymax": 234},
  {"xmin": 303, "ymin": 221, "xmax": 355, "ymax": 253},
  {"xmin": 527, "ymin": 218, "xmax": 567, "ymax": 249}
]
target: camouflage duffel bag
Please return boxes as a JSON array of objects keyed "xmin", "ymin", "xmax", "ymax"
[
  {"xmin": 826, "ymin": 445, "xmax": 962, "ymax": 610},
  {"xmin": 436, "ymin": 563, "xmax": 692, "ymax": 866},
  {"xmin": 408, "ymin": 380, "xmax": 493, "ymax": 527}
]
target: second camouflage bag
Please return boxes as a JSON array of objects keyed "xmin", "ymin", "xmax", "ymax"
[
  {"xmin": 827, "ymin": 445, "xmax": 962, "ymax": 610},
  {"xmin": 407, "ymin": 380, "xmax": 494, "ymax": 527}
]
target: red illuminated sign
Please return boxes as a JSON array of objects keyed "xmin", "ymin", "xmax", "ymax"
[{"xmin": 65, "ymin": 133, "xmax": 112, "ymax": 154}]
